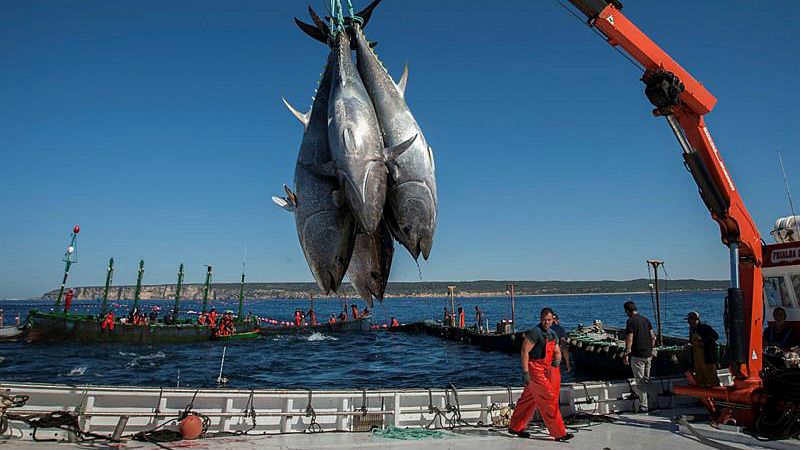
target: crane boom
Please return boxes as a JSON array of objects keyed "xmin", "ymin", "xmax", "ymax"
[{"xmin": 566, "ymin": 0, "xmax": 765, "ymax": 424}]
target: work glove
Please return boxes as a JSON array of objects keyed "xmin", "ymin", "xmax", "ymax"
[{"xmin": 522, "ymin": 372, "xmax": 531, "ymax": 386}]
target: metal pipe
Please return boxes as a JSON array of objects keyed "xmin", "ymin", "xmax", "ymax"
[
  {"xmin": 173, "ymin": 263, "xmax": 184, "ymax": 317},
  {"xmin": 665, "ymin": 115, "xmax": 693, "ymax": 155},
  {"xmin": 729, "ymin": 243, "xmax": 740, "ymax": 289},
  {"xmin": 132, "ymin": 260, "xmax": 145, "ymax": 312}
]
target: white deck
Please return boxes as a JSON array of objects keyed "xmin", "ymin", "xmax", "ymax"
[{"xmin": 7, "ymin": 410, "xmax": 788, "ymax": 450}]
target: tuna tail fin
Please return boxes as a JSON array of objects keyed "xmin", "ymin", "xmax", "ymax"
[
  {"xmin": 281, "ymin": 96, "xmax": 309, "ymax": 128},
  {"xmin": 396, "ymin": 62, "xmax": 408, "ymax": 97},
  {"xmin": 272, "ymin": 196, "xmax": 295, "ymax": 212},
  {"xmin": 294, "ymin": 15, "xmax": 329, "ymax": 46},
  {"xmin": 383, "ymin": 134, "xmax": 418, "ymax": 161}
]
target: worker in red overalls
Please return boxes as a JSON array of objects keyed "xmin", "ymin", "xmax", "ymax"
[
  {"xmin": 508, "ymin": 307, "xmax": 573, "ymax": 442},
  {"xmin": 457, "ymin": 305, "xmax": 465, "ymax": 328},
  {"xmin": 390, "ymin": 317, "xmax": 400, "ymax": 328},
  {"xmin": 350, "ymin": 304, "xmax": 359, "ymax": 321},
  {"xmin": 101, "ymin": 311, "xmax": 115, "ymax": 331},
  {"xmin": 208, "ymin": 308, "xmax": 218, "ymax": 328},
  {"xmin": 64, "ymin": 288, "xmax": 74, "ymax": 314}
]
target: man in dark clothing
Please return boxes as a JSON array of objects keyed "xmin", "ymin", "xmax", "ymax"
[
  {"xmin": 551, "ymin": 314, "xmax": 571, "ymax": 373},
  {"xmin": 764, "ymin": 307, "xmax": 795, "ymax": 350},
  {"xmin": 686, "ymin": 311, "xmax": 720, "ymax": 387},
  {"xmin": 623, "ymin": 301, "xmax": 655, "ymax": 412}
]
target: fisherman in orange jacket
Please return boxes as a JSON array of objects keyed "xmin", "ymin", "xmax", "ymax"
[
  {"xmin": 390, "ymin": 317, "xmax": 400, "ymax": 328},
  {"xmin": 208, "ymin": 308, "xmax": 218, "ymax": 328},
  {"xmin": 101, "ymin": 311, "xmax": 115, "ymax": 331},
  {"xmin": 458, "ymin": 305, "xmax": 465, "ymax": 328}
]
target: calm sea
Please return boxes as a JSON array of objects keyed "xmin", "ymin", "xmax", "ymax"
[{"xmin": 0, "ymin": 290, "xmax": 726, "ymax": 389}]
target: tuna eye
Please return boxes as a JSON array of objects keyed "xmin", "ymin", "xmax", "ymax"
[
  {"xmin": 403, "ymin": 225, "xmax": 411, "ymax": 234},
  {"xmin": 336, "ymin": 256, "xmax": 345, "ymax": 263}
]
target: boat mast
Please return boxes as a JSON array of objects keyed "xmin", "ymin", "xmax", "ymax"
[
  {"xmin": 201, "ymin": 265, "xmax": 213, "ymax": 314},
  {"xmin": 647, "ymin": 259, "xmax": 664, "ymax": 346},
  {"xmin": 173, "ymin": 263, "xmax": 184, "ymax": 317},
  {"xmin": 132, "ymin": 260, "xmax": 145, "ymax": 312},
  {"xmin": 54, "ymin": 224, "xmax": 80, "ymax": 311},
  {"xmin": 237, "ymin": 261, "xmax": 246, "ymax": 319},
  {"xmin": 101, "ymin": 257, "xmax": 115, "ymax": 316},
  {"xmin": 507, "ymin": 283, "xmax": 517, "ymax": 333}
]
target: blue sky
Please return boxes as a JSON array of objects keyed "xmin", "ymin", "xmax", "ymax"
[{"xmin": 1, "ymin": 1, "xmax": 798, "ymax": 299}]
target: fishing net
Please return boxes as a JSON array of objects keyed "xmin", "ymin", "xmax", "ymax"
[{"xmin": 372, "ymin": 426, "xmax": 447, "ymax": 440}]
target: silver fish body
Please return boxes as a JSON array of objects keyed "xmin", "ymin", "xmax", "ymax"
[
  {"xmin": 347, "ymin": 222, "xmax": 394, "ymax": 308},
  {"xmin": 328, "ymin": 30, "xmax": 388, "ymax": 235},
  {"xmin": 352, "ymin": 24, "xmax": 438, "ymax": 260},
  {"xmin": 275, "ymin": 53, "xmax": 356, "ymax": 294}
]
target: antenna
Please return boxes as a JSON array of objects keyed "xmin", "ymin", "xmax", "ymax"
[{"xmin": 778, "ymin": 150, "xmax": 800, "ymax": 236}]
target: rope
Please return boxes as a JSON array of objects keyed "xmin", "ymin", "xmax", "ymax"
[
  {"xmin": 372, "ymin": 426, "xmax": 445, "ymax": 440},
  {"xmin": 304, "ymin": 390, "xmax": 322, "ymax": 433}
]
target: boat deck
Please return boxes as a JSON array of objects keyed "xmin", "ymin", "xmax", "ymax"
[{"xmin": 10, "ymin": 408, "xmax": 786, "ymax": 450}]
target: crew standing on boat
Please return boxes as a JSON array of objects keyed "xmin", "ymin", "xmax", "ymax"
[
  {"xmin": 64, "ymin": 288, "xmax": 74, "ymax": 313},
  {"xmin": 457, "ymin": 305, "xmax": 465, "ymax": 329},
  {"xmin": 351, "ymin": 304, "xmax": 359, "ymax": 321},
  {"xmin": 208, "ymin": 308, "xmax": 218, "ymax": 328},
  {"xmin": 475, "ymin": 306, "xmax": 484, "ymax": 333},
  {"xmin": 307, "ymin": 308, "xmax": 317, "ymax": 326},
  {"xmin": 329, "ymin": 313, "xmax": 337, "ymax": 324},
  {"xmin": 764, "ymin": 306, "xmax": 795, "ymax": 350},
  {"xmin": 685, "ymin": 311, "xmax": 720, "ymax": 387},
  {"xmin": 360, "ymin": 307, "xmax": 369, "ymax": 318},
  {"xmin": 622, "ymin": 301, "xmax": 655, "ymax": 413},
  {"xmin": 551, "ymin": 314, "xmax": 572, "ymax": 374},
  {"xmin": 508, "ymin": 307, "xmax": 572, "ymax": 441},
  {"xmin": 390, "ymin": 317, "xmax": 399, "ymax": 328},
  {"xmin": 443, "ymin": 307, "xmax": 450, "ymax": 324},
  {"xmin": 101, "ymin": 311, "xmax": 115, "ymax": 331}
]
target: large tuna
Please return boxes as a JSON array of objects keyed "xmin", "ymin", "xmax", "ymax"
[
  {"xmin": 347, "ymin": 221, "xmax": 394, "ymax": 307},
  {"xmin": 273, "ymin": 52, "xmax": 356, "ymax": 294},
  {"xmin": 326, "ymin": 30, "xmax": 415, "ymax": 234},
  {"xmin": 351, "ymin": 22, "xmax": 438, "ymax": 260}
]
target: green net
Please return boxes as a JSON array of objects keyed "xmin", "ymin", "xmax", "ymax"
[{"xmin": 372, "ymin": 426, "xmax": 447, "ymax": 440}]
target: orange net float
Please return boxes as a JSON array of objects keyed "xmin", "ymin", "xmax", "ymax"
[{"xmin": 179, "ymin": 413, "xmax": 204, "ymax": 440}]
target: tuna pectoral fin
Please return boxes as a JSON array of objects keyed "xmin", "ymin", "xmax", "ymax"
[
  {"xmin": 283, "ymin": 184, "xmax": 298, "ymax": 207},
  {"xmin": 272, "ymin": 196, "xmax": 295, "ymax": 212},
  {"xmin": 396, "ymin": 63, "xmax": 408, "ymax": 97},
  {"xmin": 383, "ymin": 134, "xmax": 418, "ymax": 161},
  {"xmin": 281, "ymin": 97, "xmax": 309, "ymax": 127},
  {"xmin": 300, "ymin": 161, "xmax": 337, "ymax": 178}
]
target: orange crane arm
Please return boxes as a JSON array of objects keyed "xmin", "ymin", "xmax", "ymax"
[{"xmin": 566, "ymin": 1, "xmax": 763, "ymax": 384}]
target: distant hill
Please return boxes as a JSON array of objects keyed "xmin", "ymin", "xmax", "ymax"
[{"xmin": 40, "ymin": 279, "xmax": 727, "ymax": 300}]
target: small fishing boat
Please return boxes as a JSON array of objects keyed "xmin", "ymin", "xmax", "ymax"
[
  {"xmin": 0, "ymin": 324, "xmax": 25, "ymax": 341},
  {"xmin": 211, "ymin": 329, "xmax": 261, "ymax": 341}
]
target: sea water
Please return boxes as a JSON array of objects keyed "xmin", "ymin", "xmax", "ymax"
[{"xmin": 0, "ymin": 290, "xmax": 726, "ymax": 389}]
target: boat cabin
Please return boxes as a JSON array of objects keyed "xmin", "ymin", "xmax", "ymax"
[{"xmin": 763, "ymin": 215, "xmax": 800, "ymax": 330}]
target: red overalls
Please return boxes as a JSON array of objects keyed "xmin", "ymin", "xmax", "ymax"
[
  {"xmin": 509, "ymin": 339, "xmax": 566, "ymax": 438},
  {"xmin": 101, "ymin": 312, "xmax": 115, "ymax": 331}
]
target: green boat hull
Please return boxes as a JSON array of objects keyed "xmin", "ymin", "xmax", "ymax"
[
  {"xmin": 26, "ymin": 311, "xmax": 212, "ymax": 344},
  {"xmin": 212, "ymin": 330, "xmax": 261, "ymax": 341}
]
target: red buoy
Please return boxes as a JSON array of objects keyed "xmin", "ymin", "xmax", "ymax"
[
  {"xmin": 179, "ymin": 414, "xmax": 203, "ymax": 440},
  {"xmin": 73, "ymin": 225, "xmax": 80, "ymax": 234}
]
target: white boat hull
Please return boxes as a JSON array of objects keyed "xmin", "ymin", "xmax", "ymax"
[{"xmin": 0, "ymin": 371, "xmax": 733, "ymax": 442}]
